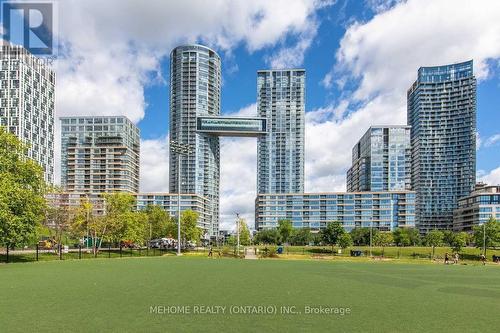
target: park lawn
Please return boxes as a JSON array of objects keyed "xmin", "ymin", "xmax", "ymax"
[
  {"xmin": 257, "ymin": 245, "xmax": 500, "ymax": 260},
  {"xmin": 1, "ymin": 257, "xmax": 499, "ymax": 333}
]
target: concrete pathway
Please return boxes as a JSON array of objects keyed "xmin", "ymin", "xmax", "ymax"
[{"xmin": 244, "ymin": 247, "xmax": 258, "ymax": 260}]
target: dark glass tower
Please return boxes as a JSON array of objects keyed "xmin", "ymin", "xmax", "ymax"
[{"xmin": 407, "ymin": 60, "xmax": 476, "ymax": 232}]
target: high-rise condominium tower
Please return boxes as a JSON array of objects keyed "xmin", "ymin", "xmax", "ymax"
[
  {"xmin": 0, "ymin": 44, "xmax": 55, "ymax": 183},
  {"xmin": 257, "ymin": 69, "xmax": 305, "ymax": 194},
  {"xmin": 169, "ymin": 45, "xmax": 221, "ymax": 237},
  {"xmin": 347, "ymin": 126, "xmax": 412, "ymax": 192},
  {"xmin": 407, "ymin": 60, "xmax": 476, "ymax": 232},
  {"xmin": 60, "ymin": 116, "xmax": 140, "ymax": 193}
]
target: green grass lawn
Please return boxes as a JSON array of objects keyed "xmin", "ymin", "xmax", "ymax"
[{"xmin": 1, "ymin": 257, "xmax": 499, "ymax": 333}]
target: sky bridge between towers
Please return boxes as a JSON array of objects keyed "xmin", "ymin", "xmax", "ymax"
[{"xmin": 196, "ymin": 116, "xmax": 267, "ymax": 137}]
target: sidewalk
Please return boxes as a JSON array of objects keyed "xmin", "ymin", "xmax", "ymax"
[{"xmin": 244, "ymin": 247, "xmax": 258, "ymax": 260}]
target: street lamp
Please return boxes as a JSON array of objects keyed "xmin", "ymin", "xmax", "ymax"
[
  {"xmin": 369, "ymin": 220, "xmax": 373, "ymax": 257},
  {"xmin": 170, "ymin": 140, "xmax": 194, "ymax": 256},
  {"xmin": 483, "ymin": 222, "xmax": 486, "ymax": 256},
  {"xmin": 236, "ymin": 213, "xmax": 241, "ymax": 257}
]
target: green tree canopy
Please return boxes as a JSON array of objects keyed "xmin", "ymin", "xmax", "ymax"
[
  {"xmin": 350, "ymin": 227, "xmax": 378, "ymax": 246},
  {"xmin": 321, "ymin": 221, "xmax": 345, "ymax": 251},
  {"xmin": 450, "ymin": 232, "xmax": 468, "ymax": 252},
  {"xmin": 392, "ymin": 228, "xmax": 420, "ymax": 247},
  {"xmin": 237, "ymin": 218, "xmax": 251, "ymax": 246},
  {"xmin": 277, "ymin": 219, "xmax": 294, "ymax": 245},
  {"xmin": 290, "ymin": 228, "xmax": 312, "ymax": 246},
  {"xmin": 144, "ymin": 205, "xmax": 175, "ymax": 240},
  {"xmin": 0, "ymin": 128, "xmax": 46, "ymax": 248},
  {"xmin": 373, "ymin": 232, "xmax": 393, "ymax": 256},
  {"xmin": 180, "ymin": 210, "xmax": 201, "ymax": 243},
  {"xmin": 254, "ymin": 229, "xmax": 279, "ymax": 245},
  {"xmin": 424, "ymin": 230, "xmax": 444, "ymax": 258},
  {"xmin": 338, "ymin": 233, "xmax": 353, "ymax": 249},
  {"xmin": 473, "ymin": 217, "xmax": 500, "ymax": 255}
]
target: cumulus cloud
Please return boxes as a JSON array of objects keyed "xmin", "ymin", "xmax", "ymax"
[
  {"xmin": 479, "ymin": 167, "xmax": 500, "ymax": 186},
  {"xmin": 484, "ymin": 133, "xmax": 500, "ymax": 147},
  {"xmin": 334, "ymin": 0, "xmax": 500, "ymax": 100},
  {"xmin": 311, "ymin": 0, "xmax": 500, "ymax": 193},
  {"xmin": 219, "ymin": 103, "xmax": 259, "ymax": 230},
  {"xmin": 52, "ymin": 0, "xmax": 328, "ymax": 188},
  {"xmin": 140, "ymin": 136, "xmax": 170, "ymax": 193}
]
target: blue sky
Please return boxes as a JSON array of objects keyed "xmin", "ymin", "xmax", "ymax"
[{"xmin": 44, "ymin": 0, "xmax": 500, "ymax": 228}]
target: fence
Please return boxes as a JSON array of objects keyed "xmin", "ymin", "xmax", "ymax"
[{"xmin": 0, "ymin": 244, "xmax": 186, "ymax": 264}]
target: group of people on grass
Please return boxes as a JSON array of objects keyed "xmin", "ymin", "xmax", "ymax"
[{"xmin": 444, "ymin": 252, "xmax": 487, "ymax": 265}]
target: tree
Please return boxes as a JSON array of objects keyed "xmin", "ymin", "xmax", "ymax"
[
  {"xmin": 449, "ymin": 232, "xmax": 468, "ymax": 252},
  {"xmin": 442, "ymin": 230, "xmax": 455, "ymax": 247},
  {"xmin": 373, "ymin": 232, "xmax": 393, "ymax": 257},
  {"xmin": 254, "ymin": 229, "xmax": 279, "ymax": 245},
  {"xmin": 406, "ymin": 228, "xmax": 421, "ymax": 246},
  {"xmin": 0, "ymin": 128, "xmax": 47, "ymax": 254},
  {"xmin": 392, "ymin": 228, "xmax": 420, "ymax": 247},
  {"xmin": 144, "ymin": 205, "xmax": 174, "ymax": 240},
  {"xmin": 392, "ymin": 228, "xmax": 410, "ymax": 247},
  {"xmin": 350, "ymin": 227, "xmax": 378, "ymax": 246},
  {"xmin": 180, "ymin": 210, "xmax": 201, "ymax": 243},
  {"xmin": 338, "ymin": 233, "xmax": 353, "ymax": 250},
  {"xmin": 290, "ymin": 228, "xmax": 312, "ymax": 246},
  {"xmin": 44, "ymin": 188, "xmax": 75, "ymax": 247},
  {"xmin": 102, "ymin": 192, "xmax": 138, "ymax": 245},
  {"xmin": 424, "ymin": 230, "xmax": 444, "ymax": 259},
  {"xmin": 71, "ymin": 198, "xmax": 105, "ymax": 256},
  {"xmin": 237, "ymin": 218, "xmax": 251, "ymax": 246},
  {"xmin": 473, "ymin": 217, "xmax": 500, "ymax": 256},
  {"xmin": 321, "ymin": 221, "xmax": 345, "ymax": 252},
  {"xmin": 277, "ymin": 219, "xmax": 294, "ymax": 245}
]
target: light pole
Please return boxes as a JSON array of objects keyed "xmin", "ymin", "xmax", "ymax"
[
  {"xmin": 236, "ymin": 213, "xmax": 241, "ymax": 257},
  {"xmin": 369, "ymin": 220, "xmax": 373, "ymax": 257},
  {"xmin": 483, "ymin": 222, "xmax": 486, "ymax": 256},
  {"xmin": 170, "ymin": 141, "xmax": 193, "ymax": 256}
]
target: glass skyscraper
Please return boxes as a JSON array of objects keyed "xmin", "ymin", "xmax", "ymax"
[
  {"xmin": 257, "ymin": 69, "xmax": 305, "ymax": 194},
  {"xmin": 0, "ymin": 45, "xmax": 55, "ymax": 183},
  {"xmin": 60, "ymin": 116, "xmax": 140, "ymax": 193},
  {"xmin": 169, "ymin": 45, "xmax": 221, "ymax": 237},
  {"xmin": 407, "ymin": 60, "xmax": 476, "ymax": 232},
  {"xmin": 347, "ymin": 126, "xmax": 411, "ymax": 192}
]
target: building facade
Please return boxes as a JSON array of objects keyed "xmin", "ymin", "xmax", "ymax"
[
  {"xmin": 347, "ymin": 126, "xmax": 411, "ymax": 192},
  {"xmin": 453, "ymin": 185, "xmax": 500, "ymax": 232},
  {"xmin": 407, "ymin": 60, "xmax": 476, "ymax": 232},
  {"xmin": 255, "ymin": 191, "xmax": 416, "ymax": 232},
  {"xmin": 0, "ymin": 44, "xmax": 55, "ymax": 183},
  {"xmin": 257, "ymin": 69, "xmax": 305, "ymax": 194},
  {"xmin": 136, "ymin": 193, "xmax": 211, "ymax": 236},
  {"xmin": 169, "ymin": 45, "xmax": 221, "ymax": 237},
  {"xmin": 46, "ymin": 192, "xmax": 211, "ymax": 234},
  {"xmin": 60, "ymin": 116, "xmax": 140, "ymax": 193}
]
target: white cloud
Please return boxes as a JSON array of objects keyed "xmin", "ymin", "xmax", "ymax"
[
  {"xmin": 334, "ymin": 0, "xmax": 500, "ymax": 101},
  {"xmin": 139, "ymin": 136, "xmax": 170, "ymax": 193},
  {"xmin": 54, "ymin": 0, "xmax": 327, "ymax": 120},
  {"xmin": 479, "ymin": 167, "xmax": 500, "ymax": 186},
  {"xmin": 310, "ymin": 0, "xmax": 500, "ymax": 194},
  {"xmin": 484, "ymin": 133, "xmax": 500, "ymax": 147},
  {"xmin": 219, "ymin": 103, "xmax": 259, "ymax": 230},
  {"xmin": 365, "ymin": 0, "xmax": 404, "ymax": 13},
  {"xmin": 305, "ymin": 94, "xmax": 406, "ymax": 192},
  {"xmin": 52, "ymin": 0, "xmax": 328, "ymax": 188}
]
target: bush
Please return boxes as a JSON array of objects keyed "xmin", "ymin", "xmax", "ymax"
[{"xmin": 260, "ymin": 247, "xmax": 278, "ymax": 258}]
